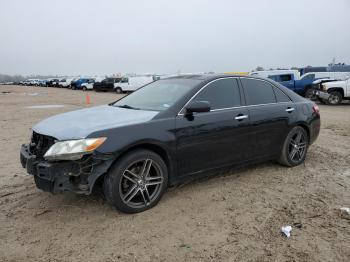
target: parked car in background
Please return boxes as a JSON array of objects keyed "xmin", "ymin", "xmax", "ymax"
[
  {"xmin": 20, "ymin": 74, "xmax": 320, "ymax": 213},
  {"xmin": 93, "ymin": 77, "xmax": 122, "ymax": 92},
  {"xmin": 71, "ymin": 78, "xmax": 94, "ymax": 90},
  {"xmin": 80, "ymin": 78, "xmax": 96, "ymax": 91},
  {"xmin": 21, "ymin": 80, "xmax": 31, "ymax": 86},
  {"xmin": 47, "ymin": 79, "xmax": 60, "ymax": 87},
  {"xmin": 114, "ymin": 75, "xmax": 156, "ymax": 93},
  {"xmin": 58, "ymin": 78, "xmax": 75, "ymax": 88},
  {"xmin": 28, "ymin": 79, "xmax": 40, "ymax": 86},
  {"xmin": 316, "ymin": 75, "xmax": 350, "ymax": 105},
  {"xmin": 37, "ymin": 79, "xmax": 49, "ymax": 87}
]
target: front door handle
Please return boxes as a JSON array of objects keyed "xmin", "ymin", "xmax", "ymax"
[
  {"xmin": 235, "ymin": 114, "xmax": 248, "ymax": 121},
  {"xmin": 286, "ymin": 107, "xmax": 295, "ymax": 113}
]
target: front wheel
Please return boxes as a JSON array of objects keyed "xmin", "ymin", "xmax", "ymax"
[
  {"xmin": 103, "ymin": 149, "xmax": 168, "ymax": 213},
  {"xmin": 115, "ymin": 87, "xmax": 122, "ymax": 94},
  {"xmin": 82, "ymin": 86, "xmax": 87, "ymax": 91},
  {"xmin": 304, "ymin": 88, "xmax": 315, "ymax": 100},
  {"xmin": 278, "ymin": 126, "xmax": 309, "ymax": 167},
  {"xmin": 327, "ymin": 91, "xmax": 342, "ymax": 105},
  {"xmin": 318, "ymin": 98, "xmax": 326, "ymax": 104}
]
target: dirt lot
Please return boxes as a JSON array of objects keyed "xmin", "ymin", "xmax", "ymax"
[{"xmin": 0, "ymin": 85, "xmax": 349, "ymax": 262}]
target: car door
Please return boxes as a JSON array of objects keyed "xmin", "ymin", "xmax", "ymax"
[
  {"xmin": 295, "ymin": 74, "xmax": 315, "ymax": 95},
  {"xmin": 175, "ymin": 78, "xmax": 251, "ymax": 176},
  {"xmin": 240, "ymin": 78, "xmax": 295, "ymax": 160},
  {"xmin": 107, "ymin": 78, "xmax": 114, "ymax": 90}
]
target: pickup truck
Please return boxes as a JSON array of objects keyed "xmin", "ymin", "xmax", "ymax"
[
  {"xmin": 252, "ymin": 71, "xmax": 350, "ymax": 98},
  {"xmin": 316, "ymin": 76, "xmax": 350, "ymax": 105},
  {"xmin": 93, "ymin": 77, "xmax": 122, "ymax": 92}
]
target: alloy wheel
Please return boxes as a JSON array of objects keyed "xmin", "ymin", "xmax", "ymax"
[
  {"xmin": 119, "ymin": 159, "xmax": 164, "ymax": 208},
  {"xmin": 288, "ymin": 130, "xmax": 307, "ymax": 163},
  {"xmin": 328, "ymin": 93, "xmax": 340, "ymax": 105}
]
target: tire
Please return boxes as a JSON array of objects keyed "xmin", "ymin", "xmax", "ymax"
[
  {"xmin": 115, "ymin": 87, "xmax": 122, "ymax": 94},
  {"xmin": 326, "ymin": 91, "xmax": 342, "ymax": 105},
  {"xmin": 278, "ymin": 126, "xmax": 309, "ymax": 167},
  {"xmin": 82, "ymin": 86, "xmax": 87, "ymax": 91},
  {"xmin": 318, "ymin": 98, "xmax": 326, "ymax": 104},
  {"xmin": 304, "ymin": 88, "xmax": 315, "ymax": 100},
  {"xmin": 103, "ymin": 149, "xmax": 168, "ymax": 213}
]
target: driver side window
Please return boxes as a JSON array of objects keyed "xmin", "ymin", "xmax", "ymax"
[{"xmin": 191, "ymin": 78, "xmax": 241, "ymax": 110}]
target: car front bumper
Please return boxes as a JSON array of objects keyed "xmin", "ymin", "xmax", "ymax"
[
  {"xmin": 315, "ymin": 90, "xmax": 330, "ymax": 100},
  {"xmin": 20, "ymin": 144, "xmax": 115, "ymax": 194}
]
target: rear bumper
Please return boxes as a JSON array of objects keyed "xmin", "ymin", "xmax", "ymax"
[
  {"xmin": 20, "ymin": 144, "xmax": 115, "ymax": 194},
  {"xmin": 309, "ymin": 116, "xmax": 320, "ymax": 145}
]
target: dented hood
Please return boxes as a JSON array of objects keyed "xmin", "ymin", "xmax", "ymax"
[{"xmin": 33, "ymin": 105, "xmax": 158, "ymax": 140}]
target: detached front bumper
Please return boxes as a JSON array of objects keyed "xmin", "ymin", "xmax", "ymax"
[{"xmin": 20, "ymin": 144, "xmax": 115, "ymax": 194}]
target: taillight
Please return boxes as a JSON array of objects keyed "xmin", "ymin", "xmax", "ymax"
[{"xmin": 312, "ymin": 104, "xmax": 320, "ymax": 115}]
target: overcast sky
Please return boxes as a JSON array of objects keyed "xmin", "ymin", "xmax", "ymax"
[{"xmin": 1, "ymin": 0, "xmax": 349, "ymax": 76}]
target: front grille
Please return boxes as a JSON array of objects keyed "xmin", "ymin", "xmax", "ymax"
[{"xmin": 29, "ymin": 131, "xmax": 56, "ymax": 160}]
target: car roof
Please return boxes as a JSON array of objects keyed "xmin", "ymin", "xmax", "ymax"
[{"xmin": 163, "ymin": 73, "xmax": 268, "ymax": 82}]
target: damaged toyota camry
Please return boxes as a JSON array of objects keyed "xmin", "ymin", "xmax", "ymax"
[{"xmin": 20, "ymin": 74, "xmax": 320, "ymax": 213}]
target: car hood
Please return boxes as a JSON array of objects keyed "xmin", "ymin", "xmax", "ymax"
[
  {"xmin": 33, "ymin": 105, "xmax": 159, "ymax": 140},
  {"xmin": 324, "ymin": 80, "xmax": 345, "ymax": 87}
]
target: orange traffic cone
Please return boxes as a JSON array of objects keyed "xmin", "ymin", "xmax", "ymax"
[{"xmin": 86, "ymin": 94, "xmax": 90, "ymax": 106}]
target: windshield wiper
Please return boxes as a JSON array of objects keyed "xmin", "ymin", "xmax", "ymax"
[{"xmin": 116, "ymin": 104, "xmax": 140, "ymax": 110}]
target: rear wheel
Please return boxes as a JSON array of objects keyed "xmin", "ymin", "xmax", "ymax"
[
  {"xmin": 82, "ymin": 86, "xmax": 87, "ymax": 91},
  {"xmin": 103, "ymin": 149, "xmax": 168, "ymax": 213},
  {"xmin": 278, "ymin": 126, "xmax": 309, "ymax": 167},
  {"xmin": 327, "ymin": 91, "xmax": 342, "ymax": 105}
]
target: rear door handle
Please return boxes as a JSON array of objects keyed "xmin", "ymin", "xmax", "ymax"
[
  {"xmin": 286, "ymin": 107, "xmax": 295, "ymax": 113},
  {"xmin": 235, "ymin": 114, "xmax": 248, "ymax": 121}
]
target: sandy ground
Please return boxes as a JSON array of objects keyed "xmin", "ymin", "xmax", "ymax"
[{"xmin": 0, "ymin": 85, "xmax": 349, "ymax": 262}]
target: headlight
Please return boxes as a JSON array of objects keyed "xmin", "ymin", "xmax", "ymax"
[{"xmin": 44, "ymin": 137, "xmax": 106, "ymax": 161}]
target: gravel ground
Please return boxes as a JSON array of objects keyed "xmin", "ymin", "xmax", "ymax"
[{"xmin": 0, "ymin": 85, "xmax": 349, "ymax": 262}]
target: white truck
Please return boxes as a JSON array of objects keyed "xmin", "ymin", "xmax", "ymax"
[
  {"xmin": 316, "ymin": 76, "xmax": 350, "ymax": 105},
  {"xmin": 114, "ymin": 76, "xmax": 155, "ymax": 93}
]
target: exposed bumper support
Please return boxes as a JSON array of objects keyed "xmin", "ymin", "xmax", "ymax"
[{"xmin": 20, "ymin": 144, "xmax": 115, "ymax": 195}]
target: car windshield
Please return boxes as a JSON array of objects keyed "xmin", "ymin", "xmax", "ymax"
[{"xmin": 113, "ymin": 79, "xmax": 200, "ymax": 111}]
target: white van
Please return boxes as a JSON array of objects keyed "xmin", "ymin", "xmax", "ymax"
[
  {"xmin": 114, "ymin": 76, "xmax": 156, "ymax": 93},
  {"xmin": 305, "ymin": 72, "xmax": 350, "ymax": 83},
  {"xmin": 249, "ymin": 70, "xmax": 300, "ymax": 79}
]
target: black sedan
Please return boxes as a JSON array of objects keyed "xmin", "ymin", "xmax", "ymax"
[{"xmin": 20, "ymin": 74, "xmax": 320, "ymax": 213}]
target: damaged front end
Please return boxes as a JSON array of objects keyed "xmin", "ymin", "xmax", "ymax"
[{"xmin": 20, "ymin": 132, "xmax": 115, "ymax": 194}]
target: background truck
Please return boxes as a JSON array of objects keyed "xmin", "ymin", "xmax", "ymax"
[
  {"xmin": 251, "ymin": 71, "xmax": 350, "ymax": 98},
  {"xmin": 93, "ymin": 77, "xmax": 122, "ymax": 92},
  {"xmin": 316, "ymin": 76, "xmax": 350, "ymax": 105}
]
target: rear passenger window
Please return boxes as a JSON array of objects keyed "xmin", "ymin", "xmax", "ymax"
[
  {"xmin": 192, "ymin": 78, "xmax": 241, "ymax": 110},
  {"xmin": 274, "ymin": 87, "xmax": 291, "ymax": 102},
  {"xmin": 241, "ymin": 78, "xmax": 276, "ymax": 105}
]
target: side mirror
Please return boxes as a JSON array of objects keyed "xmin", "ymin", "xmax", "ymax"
[{"xmin": 186, "ymin": 101, "xmax": 211, "ymax": 114}]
